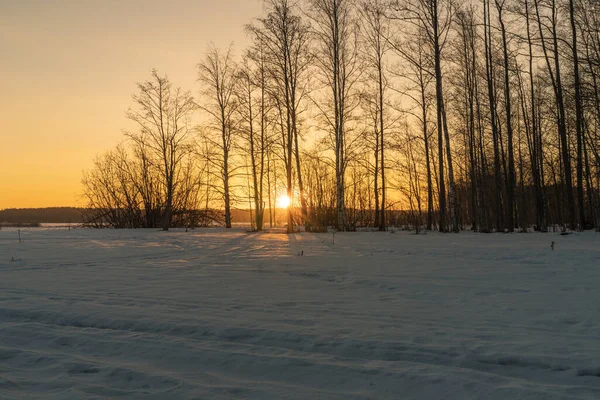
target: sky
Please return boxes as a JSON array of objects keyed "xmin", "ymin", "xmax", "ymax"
[{"xmin": 0, "ymin": 0, "xmax": 263, "ymax": 209}]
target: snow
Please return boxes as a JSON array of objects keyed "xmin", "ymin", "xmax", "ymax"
[{"xmin": 1, "ymin": 227, "xmax": 600, "ymax": 399}]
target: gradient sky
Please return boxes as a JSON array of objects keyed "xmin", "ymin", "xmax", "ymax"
[{"xmin": 0, "ymin": 0, "xmax": 262, "ymax": 209}]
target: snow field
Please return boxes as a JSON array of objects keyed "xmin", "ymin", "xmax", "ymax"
[{"xmin": 1, "ymin": 228, "xmax": 599, "ymax": 399}]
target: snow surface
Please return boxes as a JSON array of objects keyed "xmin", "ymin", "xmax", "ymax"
[{"xmin": 1, "ymin": 227, "xmax": 600, "ymax": 399}]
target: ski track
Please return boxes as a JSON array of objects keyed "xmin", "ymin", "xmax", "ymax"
[{"xmin": 0, "ymin": 228, "xmax": 599, "ymax": 399}]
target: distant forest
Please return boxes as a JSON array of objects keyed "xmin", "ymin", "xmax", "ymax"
[
  {"xmin": 0, "ymin": 207, "xmax": 258, "ymax": 226},
  {"xmin": 0, "ymin": 208, "xmax": 85, "ymax": 225},
  {"xmin": 82, "ymin": 0, "xmax": 600, "ymax": 233}
]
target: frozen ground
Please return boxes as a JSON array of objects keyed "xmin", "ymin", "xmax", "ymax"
[{"xmin": 1, "ymin": 227, "xmax": 600, "ymax": 399}]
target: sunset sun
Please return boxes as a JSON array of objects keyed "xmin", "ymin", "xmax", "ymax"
[{"xmin": 276, "ymin": 194, "xmax": 291, "ymax": 209}]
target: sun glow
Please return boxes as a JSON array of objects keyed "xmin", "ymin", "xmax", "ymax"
[{"xmin": 276, "ymin": 194, "xmax": 291, "ymax": 209}]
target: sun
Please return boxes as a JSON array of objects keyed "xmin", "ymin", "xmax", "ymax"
[{"xmin": 276, "ymin": 194, "xmax": 291, "ymax": 209}]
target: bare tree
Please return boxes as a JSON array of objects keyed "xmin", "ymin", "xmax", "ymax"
[
  {"xmin": 236, "ymin": 55, "xmax": 267, "ymax": 230},
  {"xmin": 533, "ymin": 0, "xmax": 576, "ymax": 229},
  {"xmin": 568, "ymin": 0, "xmax": 586, "ymax": 228},
  {"xmin": 482, "ymin": 0, "xmax": 505, "ymax": 232},
  {"xmin": 198, "ymin": 44, "xmax": 238, "ymax": 228},
  {"xmin": 248, "ymin": 0, "xmax": 312, "ymax": 232},
  {"xmin": 392, "ymin": 0, "xmax": 458, "ymax": 232},
  {"xmin": 126, "ymin": 70, "xmax": 196, "ymax": 231},
  {"xmin": 494, "ymin": 0, "xmax": 516, "ymax": 232},
  {"xmin": 308, "ymin": 0, "xmax": 362, "ymax": 231},
  {"xmin": 523, "ymin": 0, "xmax": 547, "ymax": 231},
  {"xmin": 360, "ymin": 0, "xmax": 391, "ymax": 231}
]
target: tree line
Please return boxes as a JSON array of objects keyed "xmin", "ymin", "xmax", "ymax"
[{"xmin": 82, "ymin": 0, "xmax": 600, "ymax": 233}]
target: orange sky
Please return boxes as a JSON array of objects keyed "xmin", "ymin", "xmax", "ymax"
[{"xmin": 0, "ymin": 0, "xmax": 262, "ymax": 209}]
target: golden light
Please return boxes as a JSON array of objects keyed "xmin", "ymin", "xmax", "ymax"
[{"xmin": 276, "ymin": 194, "xmax": 291, "ymax": 209}]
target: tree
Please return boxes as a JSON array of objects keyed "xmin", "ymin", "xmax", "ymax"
[
  {"xmin": 360, "ymin": 0, "xmax": 390, "ymax": 231},
  {"xmin": 247, "ymin": 0, "xmax": 312, "ymax": 233},
  {"xmin": 388, "ymin": 25, "xmax": 436, "ymax": 230},
  {"xmin": 236, "ymin": 55, "xmax": 267, "ymax": 230},
  {"xmin": 568, "ymin": 0, "xmax": 586, "ymax": 229},
  {"xmin": 198, "ymin": 44, "xmax": 238, "ymax": 229},
  {"xmin": 533, "ymin": 0, "xmax": 576, "ymax": 229},
  {"xmin": 523, "ymin": 0, "xmax": 547, "ymax": 231},
  {"xmin": 308, "ymin": 0, "xmax": 362, "ymax": 231},
  {"xmin": 126, "ymin": 70, "xmax": 196, "ymax": 231},
  {"xmin": 495, "ymin": 0, "xmax": 516, "ymax": 232},
  {"xmin": 393, "ymin": 0, "xmax": 458, "ymax": 232}
]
